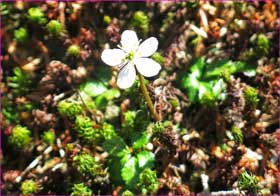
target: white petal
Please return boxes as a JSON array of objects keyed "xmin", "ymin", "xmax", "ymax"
[
  {"xmin": 137, "ymin": 37, "xmax": 158, "ymax": 57},
  {"xmin": 101, "ymin": 49, "xmax": 126, "ymax": 66},
  {"xmin": 117, "ymin": 63, "xmax": 136, "ymax": 89},
  {"xmin": 121, "ymin": 30, "xmax": 139, "ymax": 52},
  {"xmin": 134, "ymin": 58, "xmax": 161, "ymax": 77}
]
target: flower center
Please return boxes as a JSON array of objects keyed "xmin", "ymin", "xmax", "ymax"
[{"xmin": 125, "ymin": 51, "xmax": 135, "ymax": 61}]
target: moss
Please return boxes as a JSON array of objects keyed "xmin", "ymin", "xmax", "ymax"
[
  {"xmin": 101, "ymin": 123, "xmax": 116, "ymax": 140},
  {"xmin": 20, "ymin": 180, "xmax": 38, "ymax": 195},
  {"xmin": 14, "ymin": 27, "xmax": 28, "ymax": 43},
  {"xmin": 9, "ymin": 125, "xmax": 31, "ymax": 150},
  {"xmin": 58, "ymin": 100, "xmax": 83, "ymax": 119},
  {"xmin": 27, "ymin": 7, "xmax": 46, "ymax": 24},
  {"xmin": 41, "ymin": 130, "xmax": 55, "ymax": 145},
  {"xmin": 220, "ymin": 143, "xmax": 228, "ymax": 151},
  {"xmin": 103, "ymin": 15, "xmax": 112, "ymax": 24},
  {"xmin": 74, "ymin": 115, "xmax": 102, "ymax": 143},
  {"xmin": 243, "ymin": 86, "xmax": 259, "ymax": 107},
  {"xmin": 70, "ymin": 183, "xmax": 92, "ymax": 196},
  {"xmin": 46, "ymin": 20, "xmax": 64, "ymax": 36},
  {"xmin": 7, "ymin": 67, "xmax": 32, "ymax": 95},
  {"xmin": 259, "ymin": 188, "xmax": 271, "ymax": 194},
  {"xmin": 2, "ymin": 97, "xmax": 20, "ymax": 124},
  {"xmin": 122, "ymin": 190, "xmax": 134, "ymax": 196},
  {"xmin": 152, "ymin": 121, "xmax": 171, "ymax": 135},
  {"xmin": 199, "ymin": 92, "xmax": 216, "ymax": 107},
  {"xmin": 231, "ymin": 126, "xmax": 243, "ymax": 143},
  {"xmin": 73, "ymin": 152, "xmax": 102, "ymax": 177},
  {"xmin": 131, "ymin": 11, "xmax": 149, "ymax": 34},
  {"xmin": 151, "ymin": 52, "xmax": 165, "ymax": 65},
  {"xmin": 238, "ymin": 170, "xmax": 259, "ymax": 193},
  {"xmin": 219, "ymin": 68, "xmax": 232, "ymax": 83},
  {"xmin": 241, "ymin": 34, "xmax": 269, "ymax": 62},
  {"xmin": 137, "ymin": 168, "xmax": 159, "ymax": 194},
  {"xmin": 122, "ymin": 110, "xmax": 136, "ymax": 131},
  {"xmin": 256, "ymin": 34, "xmax": 269, "ymax": 56},
  {"xmin": 67, "ymin": 45, "xmax": 80, "ymax": 57},
  {"xmin": 169, "ymin": 98, "xmax": 180, "ymax": 108}
]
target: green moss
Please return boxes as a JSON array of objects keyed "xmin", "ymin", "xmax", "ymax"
[
  {"xmin": 41, "ymin": 130, "xmax": 55, "ymax": 145},
  {"xmin": 122, "ymin": 190, "xmax": 134, "ymax": 196},
  {"xmin": 46, "ymin": 20, "xmax": 64, "ymax": 36},
  {"xmin": 131, "ymin": 11, "xmax": 149, "ymax": 34},
  {"xmin": 256, "ymin": 34, "xmax": 269, "ymax": 55},
  {"xmin": 20, "ymin": 180, "xmax": 38, "ymax": 195},
  {"xmin": 137, "ymin": 168, "xmax": 159, "ymax": 194},
  {"xmin": 101, "ymin": 123, "xmax": 116, "ymax": 140},
  {"xmin": 231, "ymin": 126, "xmax": 243, "ymax": 143},
  {"xmin": 240, "ymin": 34, "xmax": 270, "ymax": 62},
  {"xmin": 199, "ymin": 92, "xmax": 216, "ymax": 107},
  {"xmin": 67, "ymin": 45, "xmax": 80, "ymax": 57},
  {"xmin": 152, "ymin": 121, "xmax": 171, "ymax": 135},
  {"xmin": 219, "ymin": 68, "xmax": 232, "ymax": 83},
  {"xmin": 27, "ymin": 7, "xmax": 46, "ymax": 24},
  {"xmin": 8, "ymin": 67, "xmax": 32, "ymax": 95},
  {"xmin": 70, "ymin": 183, "xmax": 92, "ymax": 196},
  {"xmin": 58, "ymin": 100, "xmax": 83, "ymax": 119},
  {"xmin": 259, "ymin": 188, "xmax": 271, "ymax": 194},
  {"xmin": 238, "ymin": 170, "xmax": 259, "ymax": 193},
  {"xmin": 9, "ymin": 125, "xmax": 31, "ymax": 150},
  {"xmin": 220, "ymin": 143, "xmax": 228, "ymax": 151},
  {"xmin": 74, "ymin": 115, "xmax": 102, "ymax": 143},
  {"xmin": 169, "ymin": 98, "xmax": 179, "ymax": 108},
  {"xmin": 243, "ymin": 86, "xmax": 259, "ymax": 107},
  {"xmin": 2, "ymin": 97, "xmax": 20, "ymax": 124},
  {"xmin": 73, "ymin": 152, "xmax": 102, "ymax": 177},
  {"xmin": 74, "ymin": 115, "xmax": 94, "ymax": 138},
  {"xmin": 14, "ymin": 27, "xmax": 28, "ymax": 43},
  {"xmin": 151, "ymin": 52, "xmax": 164, "ymax": 65},
  {"xmin": 1, "ymin": 3, "xmax": 10, "ymax": 17},
  {"xmin": 122, "ymin": 110, "xmax": 136, "ymax": 132},
  {"xmin": 103, "ymin": 15, "xmax": 112, "ymax": 24}
]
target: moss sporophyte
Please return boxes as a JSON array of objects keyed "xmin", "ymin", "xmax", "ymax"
[{"xmin": 101, "ymin": 30, "xmax": 161, "ymax": 121}]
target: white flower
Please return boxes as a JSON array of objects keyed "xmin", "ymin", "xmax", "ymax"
[{"xmin": 101, "ymin": 30, "xmax": 161, "ymax": 89}]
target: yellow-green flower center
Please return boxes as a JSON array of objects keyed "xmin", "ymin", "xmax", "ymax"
[{"xmin": 125, "ymin": 51, "xmax": 135, "ymax": 61}]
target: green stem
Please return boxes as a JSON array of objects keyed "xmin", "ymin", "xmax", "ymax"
[{"xmin": 138, "ymin": 73, "xmax": 160, "ymax": 122}]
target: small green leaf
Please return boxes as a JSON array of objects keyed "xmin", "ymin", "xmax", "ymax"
[
  {"xmin": 212, "ymin": 79, "xmax": 226, "ymax": 97},
  {"xmin": 121, "ymin": 157, "xmax": 138, "ymax": 186},
  {"xmin": 198, "ymin": 82, "xmax": 212, "ymax": 100},
  {"xmin": 105, "ymin": 136, "xmax": 131, "ymax": 184},
  {"xmin": 137, "ymin": 151, "xmax": 155, "ymax": 168},
  {"xmin": 189, "ymin": 57, "xmax": 205, "ymax": 79},
  {"xmin": 182, "ymin": 75, "xmax": 199, "ymax": 103},
  {"xmin": 102, "ymin": 136, "xmax": 129, "ymax": 157},
  {"xmin": 95, "ymin": 95, "xmax": 108, "ymax": 109},
  {"xmin": 132, "ymin": 133, "xmax": 149, "ymax": 150},
  {"xmin": 120, "ymin": 152, "xmax": 132, "ymax": 166},
  {"xmin": 108, "ymin": 151, "xmax": 132, "ymax": 184},
  {"xmin": 202, "ymin": 59, "xmax": 232, "ymax": 80},
  {"xmin": 80, "ymin": 79, "xmax": 107, "ymax": 98},
  {"xmin": 108, "ymin": 157, "xmax": 123, "ymax": 183},
  {"xmin": 104, "ymin": 88, "xmax": 121, "ymax": 100},
  {"xmin": 234, "ymin": 61, "xmax": 256, "ymax": 74}
]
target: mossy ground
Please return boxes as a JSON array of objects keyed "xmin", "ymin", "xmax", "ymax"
[{"xmin": 1, "ymin": 2, "xmax": 279, "ymax": 195}]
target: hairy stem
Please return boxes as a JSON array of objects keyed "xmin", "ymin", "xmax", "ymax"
[{"xmin": 138, "ymin": 73, "xmax": 160, "ymax": 121}]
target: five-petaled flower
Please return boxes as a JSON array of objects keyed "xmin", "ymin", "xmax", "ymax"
[{"xmin": 101, "ymin": 30, "xmax": 161, "ymax": 89}]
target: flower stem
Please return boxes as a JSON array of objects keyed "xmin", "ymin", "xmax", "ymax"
[{"xmin": 138, "ymin": 73, "xmax": 160, "ymax": 121}]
